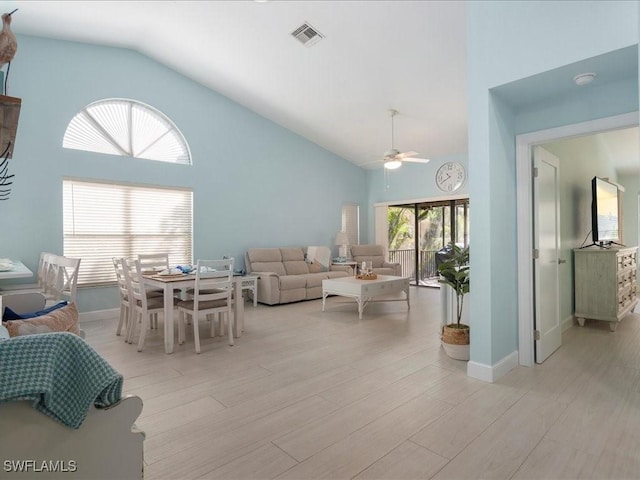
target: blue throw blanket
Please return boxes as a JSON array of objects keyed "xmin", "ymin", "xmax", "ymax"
[{"xmin": 0, "ymin": 332, "xmax": 123, "ymax": 429}]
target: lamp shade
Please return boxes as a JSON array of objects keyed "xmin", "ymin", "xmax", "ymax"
[{"xmin": 334, "ymin": 231, "xmax": 349, "ymax": 245}]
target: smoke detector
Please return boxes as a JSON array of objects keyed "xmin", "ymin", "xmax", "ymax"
[
  {"xmin": 291, "ymin": 22, "xmax": 324, "ymax": 47},
  {"xmin": 573, "ymin": 72, "xmax": 596, "ymax": 86}
]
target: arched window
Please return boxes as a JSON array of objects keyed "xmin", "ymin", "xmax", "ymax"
[{"xmin": 63, "ymin": 98, "xmax": 191, "ymax": 165}]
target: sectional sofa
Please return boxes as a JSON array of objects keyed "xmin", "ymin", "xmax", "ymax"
[{"xmin": 245, "ymin": 247, "xmax": 351, "ymax": 305}]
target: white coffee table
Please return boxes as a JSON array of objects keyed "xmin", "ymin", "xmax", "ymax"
[{"xmin": 322, "ymin": 275, "xmax": 410, "ymax": 319}]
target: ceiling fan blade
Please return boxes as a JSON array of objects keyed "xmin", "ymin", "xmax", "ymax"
[
  {"xmin": 396, "ymin": 151, "xmax": 419, "ymax": 159},
  {"xmin": 402, "ymin": 157, "xmax": 430, "ymax": 164}
]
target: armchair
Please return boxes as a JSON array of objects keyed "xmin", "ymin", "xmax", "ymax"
[{"xmin": 349, "ymin": 244, "xmax": 402, "ymax": 276}]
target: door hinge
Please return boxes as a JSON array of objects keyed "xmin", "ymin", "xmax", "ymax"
[
  {"xmin": 533, "ymin": 249, "xmax": 539, "ymax": 260},
  {"xmin": 533, "ymin": 167, "xmax": 539, "ymax": 178},
  {"xmin": 534, "ymin": 330, "xmax": 541, "ymax": 341}
]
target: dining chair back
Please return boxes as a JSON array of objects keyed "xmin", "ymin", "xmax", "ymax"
[
  {"xmin": 47, "ymin": 255, "xmax": 81, "ymax": 304},
  {"xmin": 112, "ymin": 257, "xmax": 131, "ymax": 337},
  {"xmin": 37, "ymin": 252, "xmax": 55, "ymax": 292},
  {"xmin": 177, "ymin": 258, "xmax": 234, "ymax": 353},
  {"xmin": 137, "ymin": 253, "xmax": 170, "ymax": 274},
  {"xmin": 137, "ymin": 252, "xmax": 178, "ymax": 298},
  {"xmin": 122, "ymin": 259, "xmax": 179, "ymax": 351}
]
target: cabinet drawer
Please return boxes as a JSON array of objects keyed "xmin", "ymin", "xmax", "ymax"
[
  {"xmin": 617, "ymin": 285, "xmax": 637, "ymax": 313},
  {"xmin": 617, "ymin": 271, "xmax": 634, "ymax": 290},
  {"xmin": 617, "ymin": 252, "xmax": 637, "ymax": 271}
]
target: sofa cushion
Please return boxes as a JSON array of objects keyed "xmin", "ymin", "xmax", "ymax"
[
  {"xmin": 280, "ymin": 247, "xmax": 305, "ymax": 261},
  {"xmin": 279, "ymin": 275, "xmax": 307, "ymax": 290},
  {"xmin": 248, "ymin": 248, "xmax": 282, "ymax": 263},
  {"xmin": 4, "ymin": 303, "xmax": 81, "ymax": 337},
  {"xmin": 301, "ymin": 273, "xmax": 325, "ymax": 288},
  {"xmin": 284, "ymin": 260, "xmax": 310, "ymax": 275},
  {"xmin": 351, "ymin": 245, "xmax": 388, "ymax": 268},
  {"xmin": 251, "ymin": 261, "xmax": 286, "ymax": 276},
  {"xmin": 3, "ymin": 300, "xmax": 68, "ymax": 321},
  {"xmin": 355, "ymin": 255, "xmax": 384, "ymax": 268}
]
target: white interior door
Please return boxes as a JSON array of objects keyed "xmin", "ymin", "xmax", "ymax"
[{"xmin": 533, "ymin": 146, "xmax": 562, "ymax": 363}]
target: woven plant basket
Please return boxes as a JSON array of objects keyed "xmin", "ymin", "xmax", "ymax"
[{"xmin": 442, "ymin": 324, "xmax": 469, "ymax": 345}]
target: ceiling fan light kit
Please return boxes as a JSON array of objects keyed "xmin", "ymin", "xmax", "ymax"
[
  {"xmin": 384, "ymin": 159, "xmax": 402, "ymax": 170},
  {"xmin": 378, "ymin": 109, "xmax": 429, "ymax": 169}
]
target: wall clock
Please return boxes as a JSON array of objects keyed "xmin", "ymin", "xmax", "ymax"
[{"xmin": 436, "ymin": 162, "xmax": 466, "ymax": 192}]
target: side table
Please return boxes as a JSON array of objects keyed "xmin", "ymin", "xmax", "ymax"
[
  {"xmin": 332, "ymin": 261, "xmax": 357, "ymax": 276},
  {"xmin": 239, "ymin": 274, "xmax": 259, "ymax": 306}
]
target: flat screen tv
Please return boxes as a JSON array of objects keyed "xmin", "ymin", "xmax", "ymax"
[{"xmin": 591, "ymin": 176, "xmax": 620, "ymax": 245}]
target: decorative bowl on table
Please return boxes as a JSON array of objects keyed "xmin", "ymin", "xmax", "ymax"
[{"xmin": 356, "ymin": 272, "xmax": 377, "ymax": 280}]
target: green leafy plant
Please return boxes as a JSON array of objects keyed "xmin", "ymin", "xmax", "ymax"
[{"xmin": 438, "ymin": 243, "xmax": 469, "ymax": 328}]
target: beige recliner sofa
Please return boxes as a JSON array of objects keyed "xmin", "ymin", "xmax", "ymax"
[
  {"xmin": 245, "ymin": 247, "xmax": 351, "ymax": 305},
  {"xmin": 350, "ymin": 244, "xmax": 403, "ymax": 276}
]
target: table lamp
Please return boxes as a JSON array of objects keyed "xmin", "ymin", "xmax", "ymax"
[{"xmin": 334, "ymin": 231, "xmax": 349, "ymax": 259}]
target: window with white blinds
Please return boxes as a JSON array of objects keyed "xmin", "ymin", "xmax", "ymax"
[
  {"xmin": 63, "ymin": 178, "xmax": 193, "ymax": 286},
  {"xmin": 342, "ymin": 203, "xmax": 360, "ymax": 246},
  {"xmin": 63, "ymin": 98, "xmax": 191, "ymax": 165}
]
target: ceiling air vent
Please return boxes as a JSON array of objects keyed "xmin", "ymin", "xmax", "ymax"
[{"xmin": 291, "ymin": 22, "xmax": 324, "ymax": 47}]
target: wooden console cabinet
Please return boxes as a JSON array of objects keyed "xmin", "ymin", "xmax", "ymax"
[{"xmin": 573, "ymin": 246, "xmax": 638, "ymax": 331}]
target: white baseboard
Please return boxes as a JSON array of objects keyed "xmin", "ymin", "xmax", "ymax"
[
  {"xmin": 79, "ymin": 308, "xmax": 118, "ymax": 323},
  {"xmin": 467, "ymin": 350, "xmax": 519, "ymax": 383},
  {"xmin": 562, "ymin": 315, "xmax": 574, "ymax": 332}
]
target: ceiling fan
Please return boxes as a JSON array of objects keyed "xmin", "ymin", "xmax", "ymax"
[{"xmin": 380, "ymin": 109, "xmax": 430, "ymax": 169}]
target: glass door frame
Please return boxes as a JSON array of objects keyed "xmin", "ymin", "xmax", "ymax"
[{"xmin": 388, "ymin": 196, "xmax": 469, "ymax": 287}]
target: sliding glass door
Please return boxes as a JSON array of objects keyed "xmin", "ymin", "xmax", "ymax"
[{"xmin": 388, "ymin": 198, "xmax": 469, "ymax": 287}]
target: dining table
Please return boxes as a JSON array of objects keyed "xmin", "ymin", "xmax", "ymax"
[
  {"xmin": 141, "ymin": 272, "xmax": 258, "ymax": 354},
  {"xmin": 0, "ymin": 259, "xmax": 34, "ymax": 280}
]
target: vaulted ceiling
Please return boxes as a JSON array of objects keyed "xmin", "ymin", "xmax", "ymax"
[
  {"xmin": 5, "ymin": 1, "xmax": 638, "ymax": 173},
  {"xmin": 6, "ymin": 0, "xmax": 468, "ymax": 169}
]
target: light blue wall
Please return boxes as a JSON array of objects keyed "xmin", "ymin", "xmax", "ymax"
[
  {"xmin": 0, "ymin": 35, "xmax": 367, "ymax": 312},
  {"xmin": 365, "ymin": 153, "xmax": 469, "ymax": 239},
  {"xmin": 467, "ymin": 1, "xmax": 639, "ymax": 366}
]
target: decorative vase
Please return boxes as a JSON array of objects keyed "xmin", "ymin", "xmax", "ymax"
[
  {"xmin": 441, "ymin": 324, "xmax": 470, "ymax": 361},
  {"xmin": 441, "ymin": 342, "xmax": 470, "ymax": 361}
]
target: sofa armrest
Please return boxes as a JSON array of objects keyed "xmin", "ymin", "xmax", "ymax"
[
  {"xmin": 251, "ymin": 271, "xmax": 279, "ymax": 279},
  {"xmin": 382, "ymin": 262, "xmax": 402, "ymax": 276},
  {"xmin": 250, "ymin": 271, "xmax": 280, "ymax": 305}
]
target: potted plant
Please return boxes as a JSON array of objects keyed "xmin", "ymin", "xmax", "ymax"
[{"xmin": 438, "ymin": 243, "xmax": 470, "ymax": 360}]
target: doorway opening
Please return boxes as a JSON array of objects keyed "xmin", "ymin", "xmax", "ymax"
[
  {"xmin": 387, "ymin": 198, "xmax": 470, "ymax": 287},
  {"xmin": 516, "ymin": 112, "xmax": 638, "ymax": 367}
]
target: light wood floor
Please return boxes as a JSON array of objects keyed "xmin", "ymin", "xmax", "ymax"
[{"xmin": 84, "ymin": 287, "xmax": 640, "ymax": 480}]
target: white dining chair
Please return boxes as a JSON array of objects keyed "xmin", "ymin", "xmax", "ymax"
[
  {"xmin": 137, "ymin": 253, "xmax": 170, "ymax": 273},
  {"xmin": 137, "ymin": 252, "xmax": 179, "ymax": 302},
  {"xmin": 37, "ymin": 252, "xmax": 55, "ymax": 292},
  {"xmin": 47, "ymin": 255, "xmax": 81, "ymax": 305},
  {"xmin": 112, "ymin": 257, "xmax": 131, "ymax": 337},
  {"xmin": 122, "ymin": 259, "xmax": 180, "ymax": 351},
  {"xmin": 177, "ymin": 258, "xmax": 235, "ymax": 354}
]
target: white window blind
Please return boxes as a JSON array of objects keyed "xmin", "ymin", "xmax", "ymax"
[
  {"xmin": 63, "ymin": 178, "xmax": 193, "ymax": 286},
  {"xmin": 63, "ymin": 98, "xmax": 191, "ymax": 165},
  {"xmin": 342, "ymin": 204, "xmax": 360, "ymax": 246}
]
